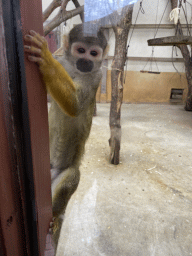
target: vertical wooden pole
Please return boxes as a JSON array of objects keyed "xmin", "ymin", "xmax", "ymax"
[
  {"xmin": 109, "ymin": 5, "xmax": 133, "ymax": 164},
  {"xmin": 0, "ymin": 0, "xmax": 53, "ymax": 255},
  {"xmin": 20, "ymin": 0, "xmax": 53, "ymax": 255},
  {"xmin": 0, "ymin": 0, "xmax": 28, "ymax": 254}
]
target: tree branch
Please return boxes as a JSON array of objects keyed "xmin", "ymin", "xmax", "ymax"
[
  {"xmin": 61, "ymin": 0, "xmax": 70, "ymax": 10},
  {"xmin": 43, "ymin": 5, "xmax": 84, "ymax": 36},
  {"xmin": 43, "ymin": 0, "xmax": 62, "ymax": 22},
  {"xmin": 72, "ymin": 0, "xmax": 84, "ymax": 22}
]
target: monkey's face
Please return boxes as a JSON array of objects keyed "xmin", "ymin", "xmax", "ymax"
[{"xmin": 70, "ymin": 42, "xmax": 104, "ymax": 74}]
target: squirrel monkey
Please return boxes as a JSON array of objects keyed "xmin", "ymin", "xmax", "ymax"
[{"xmin": 24, "ymin": 24, "xmax": 108, "ymax": 250}]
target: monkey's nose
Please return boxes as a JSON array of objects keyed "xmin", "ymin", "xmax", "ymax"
[{"xmin": 76, "ymin": 58, "xmax": 93, "ymax": 72}]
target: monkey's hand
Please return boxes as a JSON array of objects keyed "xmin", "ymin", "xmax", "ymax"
[{"xmin": 24, "ymin": 31, "xmax": 78, "ymax": 117}]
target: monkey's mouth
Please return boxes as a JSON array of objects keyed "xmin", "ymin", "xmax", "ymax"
[{"xmin": 76, "ymin": 58, "xmax": 94, "ymax": 73}]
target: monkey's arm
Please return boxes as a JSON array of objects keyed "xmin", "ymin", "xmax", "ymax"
[{"xmin": 24, "ymin": 31, "xmax": 78, "ymax": 117}]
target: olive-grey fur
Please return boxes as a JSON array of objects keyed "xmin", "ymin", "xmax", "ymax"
[{"xmin": 49, "ymin": 24, "xmax": 107, "ymax": 250}]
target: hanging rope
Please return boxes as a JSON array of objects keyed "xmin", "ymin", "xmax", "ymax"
[
  {"xmin": 154, "ymin": 0, "xmax": 169, "ymax": 38},
  {"xmin": 141, "ymin": 46, "xmax": 160, "ymax": 73},
  {"xmin": 171, "ymin": 46, "xmax": 186, "ymax": 79},
  {"xmin": 141, "ymin": 0, "xmax": 165, "ymax": 73},
  {"xmin": 181, "ymin": 4, "xmax": 191, "ymax": 36},
  {"xmin": 141, "ymin": 0, "xmax": 169, "ymax": 73},
  {"xmin": 154, "ymin": 0, "xmax": 160, "ymax": 38},
  {"xmin": 126, "ymin": 0, "xmax": 145, "ymax": 53},
  {"xmin": 123, "ymin": 0, "xmax": 145, "ymax": 83},
  {"xmin": 147, "ymin": 0, "xmax": 160, "ymax": 73}
]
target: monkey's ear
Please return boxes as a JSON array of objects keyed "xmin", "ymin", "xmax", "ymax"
[
  {"xmin": 103, "ymin": 44, "xmax": 109, "ymax": 58},
  {"xmin": 63, "ymin": 35, "xmax": 69, "ymax": 51}
]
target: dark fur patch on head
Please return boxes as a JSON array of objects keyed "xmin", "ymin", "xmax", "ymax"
[{"xmin": 69, "ymin": 24, "xmax": 107, "ymax": 50}]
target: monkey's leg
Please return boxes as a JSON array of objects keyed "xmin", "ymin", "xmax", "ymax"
[{"xmin": 52, "ymin": 166, "xmax": 80, "ymax": 248}]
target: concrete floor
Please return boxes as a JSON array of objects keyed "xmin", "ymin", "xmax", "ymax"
[{"xmin": 56, "ymin": 103, "xmax": 192, "ymax": 256}]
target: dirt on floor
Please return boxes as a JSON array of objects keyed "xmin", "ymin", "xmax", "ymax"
[{"xmin": 57, "ymin": 103, "xmax": 192, "ymax": 256}]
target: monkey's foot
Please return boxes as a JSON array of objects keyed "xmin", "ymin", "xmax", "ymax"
[
  {"xmin": 44, "ymin": 218, "xmax": 56, "ymax": 255},
  {"xmin": 48, "ymin": 217, "xmax": 56, "ymax": 235},
  {"xmin": 52, "ymin": 215, "xmax": 65, "ymax": 250}
]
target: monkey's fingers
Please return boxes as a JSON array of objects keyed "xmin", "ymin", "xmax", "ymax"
[
  {"xmin": 30, "ymin": 30, "xmax": 47, "ymax": 45},
  {"xmin": 27, "ymin": 55, "xmax": 43, "ymax": 63},
  {"xmin": 24, "ymin": 34, "xmax": 43, "ymax": 49},
  {"xmin": 49, "ymin": 217, "xmax": 56, "ymax": 234},
  {"xmin": 24, "ymin": 45, "xmax": 41, "ymax": 55},
  {"xmin": 28, "ymin": 30, "xmax": 49, "ymax": 53}
]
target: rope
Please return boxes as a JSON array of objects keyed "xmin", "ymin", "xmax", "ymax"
[
  {"xmin": 181, "ymin": 4, "xmax": 191, "ymax": 36},
  {"xmin": 127, "ymin": 0, "xmax": 145, "ymax": 52},
  {"xmin": 141, "ymin": 46, "xmax": 159, "ymax": 73},
  {"xmin": 123, "ymin": 0, "xmax": 145, "ymax": 83},
  {"xmin": 154, "ymin": 0, "xmax": 169, "ymax": 38},
  {"xmin": 154, "ymin": 0, "xmax": 160, "ymax": 38},
  {"xmin": 186, "ymin": 0, "xmax": 192, "ymax": 7},
  {"xmin": 141, "ymin": 0, "xmax": 165, "ymax": 73},
  {"xmin": 171, "ymin": 46, "xmax": 186, "ymax": 80}
]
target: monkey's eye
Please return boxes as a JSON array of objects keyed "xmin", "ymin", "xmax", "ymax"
[
  {"xmin": 77, "ymin": 48, "xmax": 86, "ymax": 54},
  {"xmin": 90, "ymin": 50, "xmax": 98, "ymax": 57}
]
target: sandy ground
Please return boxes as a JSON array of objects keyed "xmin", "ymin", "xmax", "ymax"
[{"xmin": 56, "ymin": 103, "xmax": 192, "ymax": 256}]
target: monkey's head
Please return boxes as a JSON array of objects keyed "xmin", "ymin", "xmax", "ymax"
[{"xmin": 64, "ymin": 24, "xmax": 108, "ymax": 74}]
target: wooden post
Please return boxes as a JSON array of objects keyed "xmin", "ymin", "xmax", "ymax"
[
  {"xmin": 0, "ymin": 0, "xmax": 53, "ymax": 255},
  {"xmin": 109, "ymin": 5, "xmax": 133, "ymax": 165}
]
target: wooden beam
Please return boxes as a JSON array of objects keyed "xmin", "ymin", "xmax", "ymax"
[
  {"xmin": 148, "ymin": 36, "xmax": 192, "ymax": 46},
  {"xmin": 132, "ymin": 24, "xmax": 192, "ymax": 29},
  {"xmin": 103, "ymin": 24, "xmax": 192, "ymax": 30}
]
